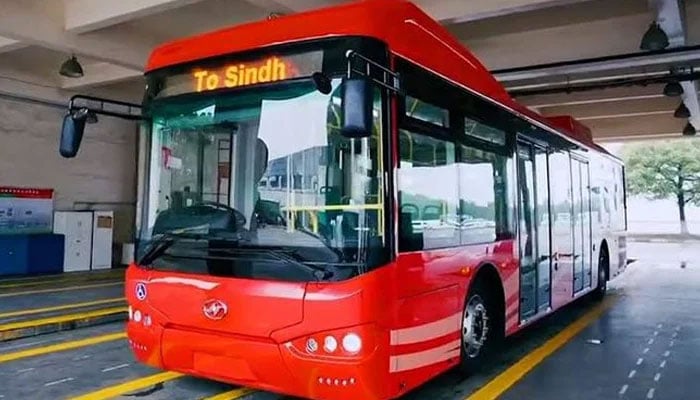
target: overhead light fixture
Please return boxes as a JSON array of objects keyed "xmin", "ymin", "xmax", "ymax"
[
  {"xmin": 59, "ymin": 55, "xmax": 84, "ymax": 78},
  {"xmin": 683, "ymin": 122, "xmax": 696, "ymax": 136},
  {"xmin": 674, "ymin": 102, "xmax": 691, "ymax": 118},
  {"xmin": 663, "ymin": 81, "xmax": 683, "ymax": 97},
  {"xmin": 86, "ymin": 110, "xmax": 98, "ymax": 124},
  {"xmin": 640, "ymin": 22, "xmax": 669, "ymax": 51}
]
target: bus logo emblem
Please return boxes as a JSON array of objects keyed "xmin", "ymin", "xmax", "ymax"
[
  {"xmin": 135, "ymin": 283, "xmax": 147, "ymax": 300},
  {"xmin": 203, "ymin": 299, "xmax": 228, "ymax": 320}
]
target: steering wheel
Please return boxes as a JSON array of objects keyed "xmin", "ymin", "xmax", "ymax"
[{"xmin": 195, "ymin": 201, "xmax": 247, "ymax": 226}]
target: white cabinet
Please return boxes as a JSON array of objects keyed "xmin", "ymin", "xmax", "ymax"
[
  {"xmin": 53, "ymin": 210, "xmax": 115, "ymax": 271},
  {"xmin": 91, "ymin": 211, "xmax": 113, "ymax": 270},
  {"xmin": 53, "ymin": 211, "xmax": 93, "ymax": 272}
]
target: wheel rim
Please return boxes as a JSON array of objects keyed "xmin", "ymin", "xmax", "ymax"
[{"xmin": 462, "ymin": 295, "xmax": 489, "ymax": 359}]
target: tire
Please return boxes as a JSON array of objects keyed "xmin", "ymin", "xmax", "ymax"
[
  {"xmin": 592, "ymin": 247, "xmax": 609, "ymax": 301},
  {"xmin": 458, "ymin": 278, "xmax": 503, "ymax": 375}
]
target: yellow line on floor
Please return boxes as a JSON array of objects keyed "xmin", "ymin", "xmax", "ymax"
[
  {"xmin": 466, "ymin": 296, "xmax": 618, "ymax": 400},
  {"xmin": 0, "ymin": 332, "xmax": 126, "ymax": 363},
  {"xmin": 0, "ymin": 298, "xmax": 125, "ymax": 319},
  {"xmin": 0, "ymin": 269, "xmax": 123, "ymax": 285},
  {"xmin": 69, "ymin": 371, "xmax": 183, "ymax": 400},
  {"xmin": 0, "ymin": 306, "xmax": 127, "ymax": 332},
  {"xmin": 0, "ymin": 277, "xmax": 121, "ymax": 290},
  {"xmin": 0, "ymin": 282, "xmax": 123, "ymax": 298},
  {"xmin": 201, "ymin": 388, "xmax": 255, "ymax": 400}
]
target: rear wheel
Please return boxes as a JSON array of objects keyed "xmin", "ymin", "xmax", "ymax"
[
  {"xmin": 459, "ymin": 279, "xmax": 503, "ymax": 374},
  {"xmin": 593, "ymin": 247, "xmax": 609, "ymax": 301}
]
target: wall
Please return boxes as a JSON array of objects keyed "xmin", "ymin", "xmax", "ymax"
[{"xmin": 0, "ymin": 95, "xmax": 138, "ymax": 245}]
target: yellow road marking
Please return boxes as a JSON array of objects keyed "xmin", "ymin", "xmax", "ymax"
[
  {"xmin": 0, "ymin": 282, "xmax": 123, "ymax": 298},
  {"xmin": 466, "ymin": 296, "xmax": 617, "ymax": 400},
  {"xmin": 201, "ymin": 388, "xmax": 255, "ymax": 400},
  {"xmin": 0, "ymin": 298, "xmax": 125, "ymax": 319},
  {"xmin": 69, "ymin": 371, "xmax": 183, "ymax": 400},
  {"xmin": 0, "ymin": 332, "xmax": 126, "ymax": 363},
  {"xmin": 0, "ymin": 277, "xmax": 122, "ymax": 289},
  {"xmin": 0, "ymin": 306, "xmax": 127, "ymax": 332},
  {"xmin": 0, "ymin": 269, "xmax": 123, "ymax": 286}
]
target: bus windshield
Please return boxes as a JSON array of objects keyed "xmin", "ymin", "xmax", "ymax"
[{"xmin": 139, "ymin": 80, "xmax": 386, "ymax": 281}]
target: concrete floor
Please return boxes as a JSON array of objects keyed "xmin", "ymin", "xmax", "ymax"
[{"xmin": 0, "ymin": 242, "xmax": 697, "ymax": 399}]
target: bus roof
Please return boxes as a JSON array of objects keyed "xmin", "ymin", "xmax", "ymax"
[{"xmin": 146, "ymin": 0, "xmax": 614, "ymax": 158}]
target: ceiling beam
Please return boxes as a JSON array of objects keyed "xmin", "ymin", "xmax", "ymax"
[
  {"xmin": 517, "ymin": 84, "xmax": 666, "ymax": 108},
  {"xmin": 64, "ymin": 0, "xmax": 208, "ymax": 34},
  {"xmin": 0, "ymin": 0, "xmax": 154, "ymax": 70},
  {"xmin": 416, "ymin": 0, "xmax": 593, "ymax": 23},
  {"xmin": 538, "ymin": 96, "xmax": 677, "ymax": 118}
]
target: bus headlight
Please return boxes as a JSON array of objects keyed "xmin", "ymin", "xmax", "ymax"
[
  {"xmin": 323, "ymin": 336, "xmax": 338, "ymax": 353},
  {"xmin": 342, "ymin": 333, "xmax": 362, "ymax": 354}
]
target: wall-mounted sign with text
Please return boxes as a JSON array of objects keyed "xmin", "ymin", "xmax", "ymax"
[{"xmin": 0, "ymin": 187, "xmax": 54, "ymax": 235}]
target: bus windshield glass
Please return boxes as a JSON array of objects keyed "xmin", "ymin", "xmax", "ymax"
[{"xmin": 139, "ymin": 79, "xmax": 386, "ymax": 282}]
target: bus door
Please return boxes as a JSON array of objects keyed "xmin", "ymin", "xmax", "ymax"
[
  {"xmin": 516, "ymin": 141, "xmax": 544, "ymax": 320},
  {"xmin": 571, "ymin": 157, "xmax": 592, "ymax": 293}
]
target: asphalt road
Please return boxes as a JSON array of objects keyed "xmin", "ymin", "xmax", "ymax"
[{"xmin": 0, "ymin": 241, "xmax": 697, "ymax": 400}]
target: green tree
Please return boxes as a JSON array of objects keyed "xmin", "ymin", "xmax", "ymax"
[{"xmin": 623, "ymin": 140, "xmax": 700, "ymax": 235}]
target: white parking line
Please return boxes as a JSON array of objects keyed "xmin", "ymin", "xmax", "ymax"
[
  {"xmin": 654, "ymin": 373, "xmax": 661, "ymax": 382},
  {"xmin": 16, "ymin": 368, "xmax": 34, "ymax": 373},
  {"xmin": 660, "ymin": 360, "xmax": 667, "ymax": 368},
  {"xmin": 647, "ymin": 388, "xmax": 655, "ymax": 399},
  {"xmin": 101, "ymin": 363, "xmax": 129, "ymax": 372},
  {"xmin": 44, "ymin": 377, "xmax": 75, "ymax": 387},
  {"xmin": 663, "ymin": 350, "xmax": 670, "ymax": 357},
  {"xmin": 648, "ymin": 338, "xmax": 654, "ymax": 345},
  {"xmin": 643, "ymin": 347, "xmax": 650, "ymax": 354},
  {"xmin": 636, "ymin": 358, "xmax": 644, "ymax": 366},
  {"xmin": 619, "ymin": 384, "xmax": 628, "ymax": 395},
  {"xmin": 628, "ymin": 369, "xmax": 636, "ymax": 378}
]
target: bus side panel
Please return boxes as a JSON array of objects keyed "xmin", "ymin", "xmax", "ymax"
[{"xmin": 388, "ymin": 242, "xmax": 516, "ymax": 395}]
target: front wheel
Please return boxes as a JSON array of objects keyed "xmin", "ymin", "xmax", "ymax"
[{"xmin": 459, "ymin": 280, "xmax": 502, "ymax": 374}]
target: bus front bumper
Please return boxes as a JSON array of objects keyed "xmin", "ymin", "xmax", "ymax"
[{"xmin": 127, "ymin": 321, "xmax": 389, "ymax": 400}]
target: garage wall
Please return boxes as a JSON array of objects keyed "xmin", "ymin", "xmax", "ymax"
[{"xmin": 0, "ymin": 95, "xmax": 138, "ymax": 246}]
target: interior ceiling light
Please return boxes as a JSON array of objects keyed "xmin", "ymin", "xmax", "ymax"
[
  {"xmin": 663, "ymin": 81, "xmax": 683, "ymax": 97},
  {"xmin": 683, "ymin": 122, "xmax": 696, "ymax": 136},
  {"xmin": 640, "ymin": 22, "xmax": 669, "ymax": 51},
  {"xmin": 674, "ymin": 102, "xmax": 691, "ymax": 118},
  {"xmin": 59, "ymin": 55, "xmax": 84, "ymax": 78}
]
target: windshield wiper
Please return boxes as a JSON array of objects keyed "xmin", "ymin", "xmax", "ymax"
[
  {"xmin": 210, "ymin": 246, "xmax": 332, "ymax": 281},
  {"xmin": 138, "ymin": 231, "xmax": 241, "ymax": 266}
]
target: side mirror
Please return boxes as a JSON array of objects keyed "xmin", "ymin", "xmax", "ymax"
[
  {"xmin": 341, "ymin": 77, "xmax": 373, "ymax": 138},
  {"xmin": 59, "ymin": 108, "xmax": 88, "ymax": 158}
]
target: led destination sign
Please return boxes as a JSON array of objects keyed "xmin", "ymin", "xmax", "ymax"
[
  {"xmin": 154, "ymin": 50, "xmax": 324, "ymax": 98},
  {"xmin": 194, "ymin": 57, "xmax": 291, "ymax": 92}
]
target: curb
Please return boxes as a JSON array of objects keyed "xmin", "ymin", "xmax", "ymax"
[{"xmin": 0, "ymin": 308, "xmax": 127, "ymax": 342}]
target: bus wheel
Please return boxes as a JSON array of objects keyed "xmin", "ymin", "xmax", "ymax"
[
  {"xmin": 593, "ymin": 248, "xmax": 609, "ymax": 301},
  {"xmin": 459, "ymin": 279, "xmax": 501, "ymax": 374}
]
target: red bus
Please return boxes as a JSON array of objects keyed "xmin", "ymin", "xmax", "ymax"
[{"xmin": 59, "ymin": 1, "xmax": 627, "ymax": 399}]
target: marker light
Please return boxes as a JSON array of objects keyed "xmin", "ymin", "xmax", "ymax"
[
  {"xmin": 143, "ymin": 314, "xmax": 152, "ymax": 327},
  {"xmin": 306, "ymin": 338, "xmax": 318, "ymax": 353},
  {"xmin": 342, "ymin": 333, "xmax": 362, "ymax": 353},
  {"xmin": 128, "ymin": 306, "xmax": 133, "ymax": 320},
  {"xmin": 323, "ymin": 336, "xmax": 338, "ymax": 353},
  {"xmin": 133, "ymin": 310, "xmax": 142, "ymax": 323}
]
